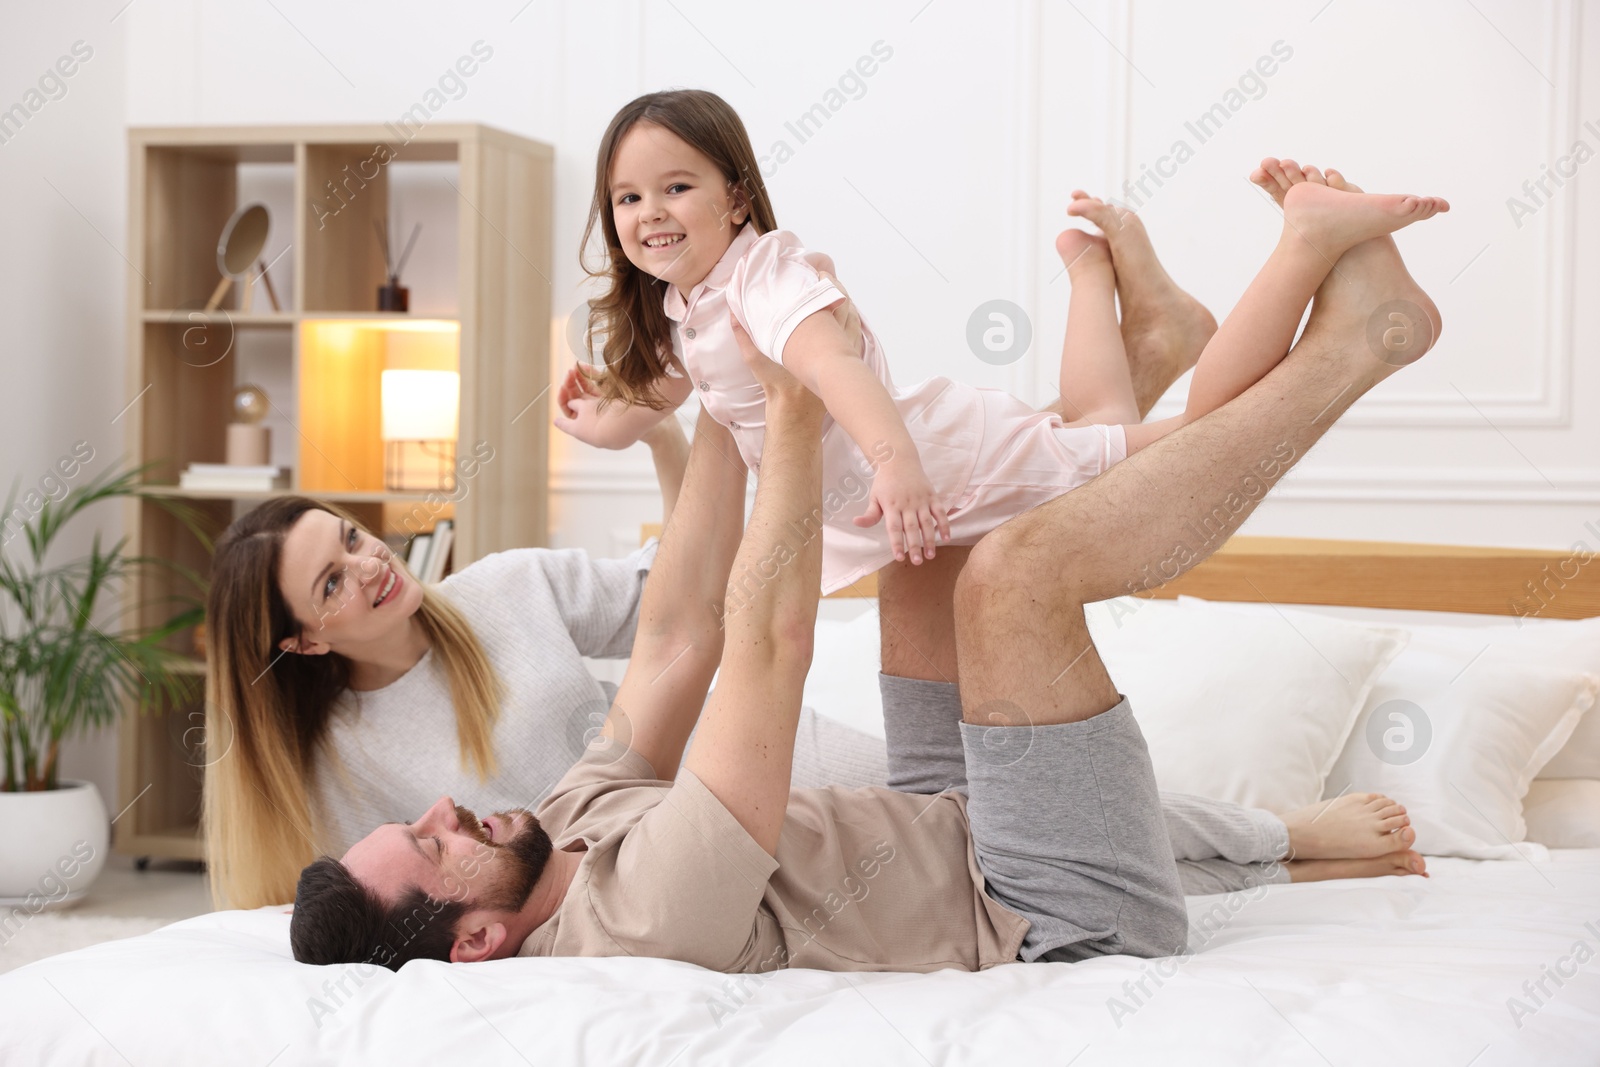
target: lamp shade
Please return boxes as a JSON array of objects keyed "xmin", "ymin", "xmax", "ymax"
[{"xmin": 381, "ymin": 370, "xmax": 459, "ymax": 441}]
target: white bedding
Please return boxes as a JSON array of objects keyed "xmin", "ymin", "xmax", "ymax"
[{"xmin": 5, "ymin": 850, "xmax": 1598, "ymax": 1065}]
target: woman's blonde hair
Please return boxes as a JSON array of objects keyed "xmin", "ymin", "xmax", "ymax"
[
  {"xmin": 581, "ymin": 89, "xmax": 779, "ymax": 410},
  {"xmin": 202, "ymin": 497, "xmax": 502, "ymax": 910}
]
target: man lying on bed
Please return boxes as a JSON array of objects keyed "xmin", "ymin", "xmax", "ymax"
[{"xmin": 291, "ymin": 224, "xmax": 1434, "ymax": 973}]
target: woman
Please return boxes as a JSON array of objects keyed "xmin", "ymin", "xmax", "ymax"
[{"xmin": 203, "ymin": 416, "xmax": 887, "ymax": 910}]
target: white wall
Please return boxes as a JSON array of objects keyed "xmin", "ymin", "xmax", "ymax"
[
  {"xmin": 3, "ymin": 6, "xmax": 130, "ymax": 820},
  {"xmin": 7, "ymin": 0, "xmax": 1599, "ymax": 808}
]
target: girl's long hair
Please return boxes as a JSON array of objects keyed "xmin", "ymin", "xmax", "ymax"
[
  {"xmin": 202, "ymin": 497, "xmax": 502, "ymax": 910},
  {"xmin": 581, "ymin": 89, "xmax": 779, "ymax": 409}
]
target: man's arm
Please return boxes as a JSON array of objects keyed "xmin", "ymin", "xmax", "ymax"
[
  {"xmin": 682, "ymin": 321, "xmax": 826, "ymax": 856},
  {"xmin": 601, "ymin": 406, "xmax": 748, "ymax": 777}
]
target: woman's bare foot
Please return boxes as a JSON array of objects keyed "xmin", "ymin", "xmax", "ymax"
[
  {"xmin": 1283, "ymin": 792, "xmax": 1415, "ymax": 860},
  {"xmin": 1287, "ymin": 849, "xmax": 1429, "ymax": 883},
  {"xmin": 1065, "ymin": 191, "xmax": 1217, "ymax": 411}
]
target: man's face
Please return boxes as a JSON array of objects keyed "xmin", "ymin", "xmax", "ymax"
[{"xmin": 343, "ymin": 796, "xmax": 553, "ymax": 918}]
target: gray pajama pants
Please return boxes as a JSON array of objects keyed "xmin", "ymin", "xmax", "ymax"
[{"xmin": 880, "ymin": 673, "xmax": 1291, "ymax": 962}]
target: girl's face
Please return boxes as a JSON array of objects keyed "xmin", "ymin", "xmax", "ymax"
[
  {"xmin": 609, "ymin": 122, "xmax": 748, "ymax": 295},
  {"xmin": 275, "ymin": 509, "xmax": 424, "ymax": 656}
]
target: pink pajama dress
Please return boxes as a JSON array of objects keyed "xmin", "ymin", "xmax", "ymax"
[{"xmin": 663, "ymin": 223, "xmax": 1126, "ymax": 595}]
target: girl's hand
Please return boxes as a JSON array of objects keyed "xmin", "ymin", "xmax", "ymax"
[{"xmin": 853, "ymin": 457, "xmax": 951, "ymax": 564}]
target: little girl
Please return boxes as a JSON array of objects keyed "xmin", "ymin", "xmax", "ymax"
[{"xmin": 557, "ymin": 89, "xmax": 1446, "ymax": 595}]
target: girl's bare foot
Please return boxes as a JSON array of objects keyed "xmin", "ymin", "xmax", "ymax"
[
  {"xmin": 1282, "ymin": 180, "xmax": 1448, "ymax": 258},
  {"xmin": 1283, "ymin": 792, "xmax": 1415, "ymax": 860},
  {"xmin": 1287, "ymin": 849, "xmax": 1429, "ymax": 883},
  {"xmin": 1055, "ymin": 229, "xmax": 1113, "ymax": 279},
  {"xmin": 1065, "ymin": 191, "xmax": 1217, "ymax": 404}
]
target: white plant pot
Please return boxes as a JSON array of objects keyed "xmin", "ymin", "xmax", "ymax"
[{"xmin": 0, "ymin": 779, "xmax": 110, "ymax": 908}]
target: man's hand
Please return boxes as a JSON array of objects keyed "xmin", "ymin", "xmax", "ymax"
[
  {"xmin": 853, "ymin": 456, "xmax": 950, "ymax": 564},
  {"xmin": 818, "ymin": 268, "xmax": 863, "ymax": 356},
  {"xmin": 728, "ymin": 316, "xmax": 824, "ymax": 427}
]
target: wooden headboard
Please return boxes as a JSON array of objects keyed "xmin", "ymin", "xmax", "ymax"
[{"xmin": 641, "ymin": 525, "xmax": 1598, "ymax": 620}]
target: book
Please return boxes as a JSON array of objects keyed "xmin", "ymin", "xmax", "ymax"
[
  {"xmin": 179, "ymin": 463, "xmax": 289, "ymax": 492},
  {"xmin": 425, "ymin": 520, "xmax": 454, "ymax": 583},
  {"xmin": 407, "ymin": 533, "xmax": 433, "ymax": 577}
]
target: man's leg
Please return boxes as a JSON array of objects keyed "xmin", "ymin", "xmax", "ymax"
[
  {"xmin": 951, "ymin": 233, "xmax": 1440, "ymax": 961},
  {"xmin": 956, "ymin": 228, "xmax": 1439, "ymax": 725},
  {"xmin": 879, "ymin": 668, "xmax": 1417, "ymax": 894}
]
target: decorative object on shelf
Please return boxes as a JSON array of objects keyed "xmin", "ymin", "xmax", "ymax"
[
  {"xmin": 226, "ymin": 384, "xmax": 272, "ymax": 467},
  {"xmin": 381, "ymin": 369, "xmax": 459, "ymax": 491},
  {"xmin": 178, "ymin": 463, "xmax": 289, "ymax": 493},
  {"xmin": 374, "ymin": 218, "xmax": 422, "ymax": 312},
  {"xmin": 204, "ymin": 203, "xmax": 282, "ymax": 313},
  {"xmin": 0, "ymin": 466, "xmax": 204, "ymax": 905}
]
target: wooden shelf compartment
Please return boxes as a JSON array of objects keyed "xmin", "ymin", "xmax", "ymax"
[{"xmin": 138, "ymin": 141, "xmax": 296, "ymax": 316}]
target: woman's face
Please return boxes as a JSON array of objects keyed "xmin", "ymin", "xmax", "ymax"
[
  {"xmin": 275, "ymin": 509, "xmax": 425, "ymax": 655},
  {"xmin": 609, "ymin": 122, "xmax": 747, "ymax": 295}
]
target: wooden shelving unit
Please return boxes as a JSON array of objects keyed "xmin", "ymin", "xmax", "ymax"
[{"xmin": 118, "ymin": 124, "xmax": 553, "ymax": 864}]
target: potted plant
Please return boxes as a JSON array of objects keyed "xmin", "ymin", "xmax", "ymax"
[{"xmin": 0, "ymin": 465, "xmax": 205, "ymax": 909}]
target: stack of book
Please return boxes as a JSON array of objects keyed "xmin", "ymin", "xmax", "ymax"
[
  {"xmin": 406, "ymin": 519, "xmax": 454, "ymax": 583},
  {"xmin": 178, "ymin": 463, "xmax": 290, "ymax": 492}
]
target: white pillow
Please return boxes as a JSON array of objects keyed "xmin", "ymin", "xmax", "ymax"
[
  {"xmin": 1522, "ymin": 779, "xmax": 1600, "ymax": 848},
  {"xmin": 1087, "ymin": 596, "xmax": 1407, "ymax": 813},
  {"xmin": 1298, "ymin": 611, "xmax": 1600, "ymax": 780},
  {"xmin": 1181, "ymin": 598, "xmax": 1600, "ymax": 859},
  {"xmin": 1504, "ymin": 617, "xmax": 1600, "ymax": 779},
  {"xmin": 803, "ymin": 609, "xmax": 887, "ymax": 739}
]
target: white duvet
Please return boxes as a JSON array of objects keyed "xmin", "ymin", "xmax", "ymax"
[{"xmin": 4, "ymin": 850, "xmax": 1598, "ymax": 1066}]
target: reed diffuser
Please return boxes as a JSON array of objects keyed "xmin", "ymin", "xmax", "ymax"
[{"xmin": 374, "ymin": 218, "xmax": 422, "ymax": 312}]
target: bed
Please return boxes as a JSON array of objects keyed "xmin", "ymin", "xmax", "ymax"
[{"xmin": 4, "ymin": 536, "xmax": 1599, "ymax": 1066}]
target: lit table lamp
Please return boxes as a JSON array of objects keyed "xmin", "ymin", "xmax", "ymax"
[{"xmin": 381, "ymin": 369, "xmax": 460, "ymax": 492}]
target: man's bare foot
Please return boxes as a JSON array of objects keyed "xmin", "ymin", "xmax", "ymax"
[
  {"xmin": 1065, "ymin": 191, "xmax": 1216, "ymax": 412},
  {"xmin": 1254, "ymin": 160, "xmax": 1440, "ymax": 374},
  {"xmin": 1287, "ymin": 849, "xmax": 1429, "ymax": 883},
  {"xmin": 1055, "ymin": 229, "xmax": 1113, "ymax": 280},
  {"xmin": 1250, "ymin": 156, "xmax": 1335, "ymax": 206},
  {"xmin": 1282, "ymin": 792, "xmax": 1415, "ymax": 860},
  {"xmin": 1295, "ymin": 180, "xmax": 1443, "ymax": 380}
]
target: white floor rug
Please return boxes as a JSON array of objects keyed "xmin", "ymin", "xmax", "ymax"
[{"xmin": 0, "ymin": 914, "xmax": 172, "ymax": 975}]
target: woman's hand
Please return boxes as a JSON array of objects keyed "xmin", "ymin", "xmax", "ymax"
[
  {"xmin": 853, "ymin": 456, "xmax": 950, "ymax": 565},
  {"xmin": 554, "ymin": 365, "xmax": 620, "ymax": 448},
  {"xmin": 556, "ymin": 363, "xmax": 601, "ymax": 421},
  {"xmin": 553, "ymin": 364, "xmax": 658, "ymax": 450}
]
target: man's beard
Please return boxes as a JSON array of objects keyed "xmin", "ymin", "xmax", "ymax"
[{"xmin": 454, "ymin": 804, "xmax": 554, "ymax": 912}]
